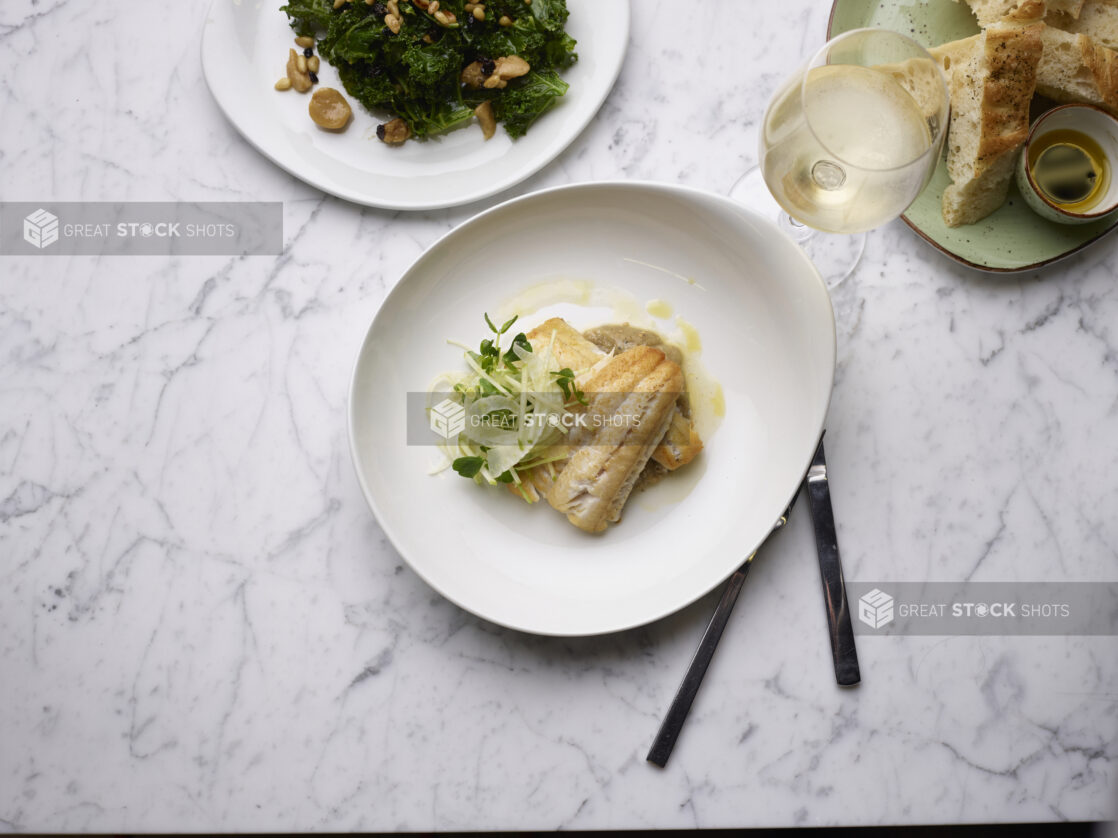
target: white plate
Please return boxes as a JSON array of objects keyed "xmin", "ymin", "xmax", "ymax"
[
  {"xmin": 200, "ymin": 0, "xmax": 629, "ymax": 210},
  {"xmin": 348, "ymin": 182, "xmax": 836, "ymax": 636}
]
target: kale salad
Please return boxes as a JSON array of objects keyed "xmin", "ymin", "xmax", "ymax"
[{"xmin": 280, "ymin": 0, "xmax": 577, "ymax": 142}]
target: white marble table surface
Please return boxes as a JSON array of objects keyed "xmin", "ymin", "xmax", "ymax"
[{"xmin": 2, "ymin": 0, "xmax": 1117, "ymax": 831}]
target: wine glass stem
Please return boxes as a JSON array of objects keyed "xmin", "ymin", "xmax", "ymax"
[
  {"xmin": 728, "ymin": 165, "xmax": 865, "ymax": 289},
  {"xmin": 780, "ymin": 212, "xmax": 816, "ymax": 244}
]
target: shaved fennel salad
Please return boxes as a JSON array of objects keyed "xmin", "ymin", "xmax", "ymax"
[{"xmin": 429, "ymin": 314, "xmax": 599, "ymax": 501}]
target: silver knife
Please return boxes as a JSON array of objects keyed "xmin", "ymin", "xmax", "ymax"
[{"xmin": 805, "ymin": 436, "xmax": 861, "ymax": 687}]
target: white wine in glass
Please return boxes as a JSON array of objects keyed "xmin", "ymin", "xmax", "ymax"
[{"xmin": 739, "ymin": 28, "xmax": 949, "ymax": 285}]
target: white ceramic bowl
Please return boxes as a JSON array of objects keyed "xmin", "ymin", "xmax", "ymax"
[
  {"xmin": 348, "ymin": 181, "xmax": 836, "ymax": 636},
  {"xmin": 1015, "ymin": 104, "xmax": 1118, "ymax": 225}
]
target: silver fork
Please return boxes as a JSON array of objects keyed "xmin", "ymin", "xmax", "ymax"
[{"xmin": 646, "ymin": 502, "xmax": 794, "ymax": 768}]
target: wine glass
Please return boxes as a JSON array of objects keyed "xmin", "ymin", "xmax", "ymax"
[{"xmin": 731, "ymin": 28, "xmax": 949, "ymax": 288}]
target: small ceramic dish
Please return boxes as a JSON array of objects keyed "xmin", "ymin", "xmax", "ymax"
[{"xmin": 1015, "ymin": 104, "xmax": 1118, "ymax": 225}]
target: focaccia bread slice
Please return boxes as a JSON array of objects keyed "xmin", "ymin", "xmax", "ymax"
[
  {"xmin": 875, "ymin": 55, "xmax": 950, "ymax": 123},
  {"xmin": 1049, "ymin": 0, "xmax": 1118, "ymax": 49},
  {"xmin": 934, "ymin": 21, "xmax": 1044, "ymax": 226},
  {"xmin": 961, "ymin": 0, "xmax": 1083, "ymax": 26},
  {"xmin": 1035, "ymin": 24, "xmax": 1118, "ymax": 113},
  {"xmin": 929, "ymin": 33, "xmax": 982, "ymax": 74}
]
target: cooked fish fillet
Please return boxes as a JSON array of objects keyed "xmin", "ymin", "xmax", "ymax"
[
  {"xmin": 505, "ymin": 448, "xmax": 566, "ymax": 503},
  {"xmin": 510, "ymin": 318, "xmax": 605, "ymax": 503},
  {"xmin": 651, "ymin": 410, "xmax": 704, "ymax": 470},
  {"xmin": 545, "ymin": 346, "xmax": 684, "ymax": 533},
  {"xmin": 582, "ymin": 322, "xmax": 702, "ymax": 471},
  {"xmin": 526, "ymin": 317, "xmax": 604, "ymax": 373},
  {"xmin": 509, "ymin": 317, "xmax": 703, "ymax": 505}
]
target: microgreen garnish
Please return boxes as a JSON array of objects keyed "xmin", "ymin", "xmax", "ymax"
[
  {"xmin": 452, "ymin": 456, "xmax": 484, "ymax": 478},
  {"xmin": 485, "ymin": 313, "xmax": 519, "ymax": 336},
  {"xmin": 551, "ymin": 368, "xmax": 587, "ymax": 405},
  {"xmin": 472, "ymin": 314, "xmax": 531, "ymax": 377},
  {"xmin": 441, "ymin": 314, "xmax": 583, "ymax": 493},
  {"xmin": 505, "ymin": 332, "xmax": 533, "ymax": 370}
]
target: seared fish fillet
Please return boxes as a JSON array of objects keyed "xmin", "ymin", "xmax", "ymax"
[
  {"xmin": 506, "ymin": 447, "xmax": 567, "ymax": 504},
  {"xmin": 545, "ymin": 346, "xmax": 684, "ymax": 533},
  {"xmin": 583, "ymin": 323, "xmax": 702, "ymax": 471},
  {"xmin": 526, "ymin": 317, "xmax": 604, "ymax": 373},
  {"xmin": 508, "ymin": 317, "xmax": 702, "ymax": 506},
  {"xmin": 653, "ymin": 410, "xmax": 703, "ymax": 470},
  {"xmin": 508, "ymin": 318, "xmax": 605, "ymax": 503}
]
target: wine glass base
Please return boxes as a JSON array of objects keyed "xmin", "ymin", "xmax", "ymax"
[{"xmin": 729, "ymin": 168, "xmax": 865, "ymax": 290}]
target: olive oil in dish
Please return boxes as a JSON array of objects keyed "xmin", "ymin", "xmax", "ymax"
[{"xmin": 1028, "ymin": 128, "xmax": 1110, "ymax": 212}]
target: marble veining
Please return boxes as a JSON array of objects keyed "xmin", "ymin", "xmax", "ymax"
[{"xmin": 1, "ymin": 0, "xmax": 1117, "ymax": 831}]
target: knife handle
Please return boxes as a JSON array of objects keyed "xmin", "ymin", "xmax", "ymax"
[{"xmin": 806, "ymin": 441, "xmax": 861, "ymax": 687}]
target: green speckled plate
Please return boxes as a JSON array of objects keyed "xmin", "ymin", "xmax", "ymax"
[{"xmin": 828, "ymin": 0, "xmax": 1118, "ymax": 272}]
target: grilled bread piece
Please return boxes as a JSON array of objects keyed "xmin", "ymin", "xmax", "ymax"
[
  {"xmin": 545, "ymin": 346, "xmax": 684, "ymax": 533},
  {"xmin": 952, "ymin": 0, "xmax": 1118, "ymax": 114},
  {"xmin": 933, "ymin": 20, "xmax": 1044, "ymax": 226},
  {"xmin": 1035, "ymin": 24, "xmax": 1118, "ymax": 113},
  {"xmin": 1049, "ymin": 0, "xmax": 1118, "ymax": 50},
  {"xmin": 1045, "ymin": 0, "xmax": 1086, "ymax": 18},
  {"xmin": 928, "ymin": 2, "xmax": 1044, "ymax": 82},
  {"xmin": 930, "ymin": 33, "xmax": 982, "ymax": 73},
  {"xmin": 962, "ymin": 0, "xmax": 1083, "ymax": 27},
  {"xmin": 875, "ymin": 55, "xmax": 950, "ymax": 123}
]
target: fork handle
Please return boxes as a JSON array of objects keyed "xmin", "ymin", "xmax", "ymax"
[{"xmin": 646, "ymin": 561, "xmax": 752, "ymax": 768}]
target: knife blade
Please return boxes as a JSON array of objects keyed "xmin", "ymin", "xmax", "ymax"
[{"xmin": 805, "ymin": 436, "xmax": 861, "ymax": 687}]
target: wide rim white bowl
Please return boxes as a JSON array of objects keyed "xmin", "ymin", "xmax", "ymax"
[
  {"xmin": 348, "ymin": 181, "xmax": 836, "ymax": 636},
  {"xmin": 200, "ymin": 0, "xmax": 629, "ymax": 210}
]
